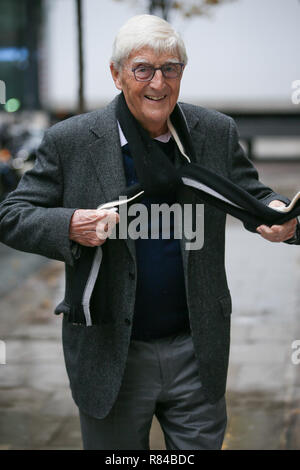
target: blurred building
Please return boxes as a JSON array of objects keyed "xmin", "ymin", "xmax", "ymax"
[
  {"xmin": 1, "ymin": 0, "xmax": 300, "ymax": 114},
  {"xmin": 0, "ymin": 0, "xmax": 299, "ymax": 160},
  {"xmin": 0, "ymin": 0, "xmax": 41, "ymax": 112}
]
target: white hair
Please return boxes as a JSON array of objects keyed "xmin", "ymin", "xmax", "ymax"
[{"xmin": 111, "ymin": 14, "xmax": 188, "ymax": 69}]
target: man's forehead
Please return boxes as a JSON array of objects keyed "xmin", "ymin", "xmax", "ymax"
[
  {"xmin": 131, "ymin": 56, "xmax": 179, "ymax": 64},
  {"xmin": 128, "ymin": 48, "xmax": 179, "ymax": 64}
]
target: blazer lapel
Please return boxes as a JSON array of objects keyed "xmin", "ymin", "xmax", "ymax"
[
  {"xmin": 87, "ymin": 98, "xmax": 136, "ymax": 262},
  {"xmin": 181, "ymin": 104, "xmax": 207, "ymax": 165},
  {"xmin": 175, "ymin": 105, "xmax": 207, "ymax": 276}
]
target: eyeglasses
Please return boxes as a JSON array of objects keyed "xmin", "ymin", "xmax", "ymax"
[{"xmin": 131, "ymin": 63, "xmax": 184, "ymax": 82}]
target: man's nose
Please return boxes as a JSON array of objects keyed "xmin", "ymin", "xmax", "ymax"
[{"xmin": 150, "ymin": 69, "xmax": 165, "ymax": 88}]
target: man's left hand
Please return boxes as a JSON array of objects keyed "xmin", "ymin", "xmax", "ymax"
[{"xmin": 256, "ymin": 200, "xmax": 297, "ymax": 242}]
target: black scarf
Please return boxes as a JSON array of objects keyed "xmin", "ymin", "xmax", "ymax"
[
  {"xmin": 113, "ymin": 93, "xmax": 300, "ymax": 229},
  {"xmin": 116, "ymin": 91, "xmax": 189, "ymax": 198}
]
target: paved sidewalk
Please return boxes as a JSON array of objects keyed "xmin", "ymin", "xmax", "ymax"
[{"xmin": 0, "ymin": 162, "xmax": 299, "ymax": 450}]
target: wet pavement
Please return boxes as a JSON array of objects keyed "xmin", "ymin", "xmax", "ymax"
[{"xmin": 0, "ymin": 161, "xmax": 299, "ymax": 450}]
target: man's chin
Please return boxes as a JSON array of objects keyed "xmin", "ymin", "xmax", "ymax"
[{"xmin": 143, "ymin": 111, "xmax": 169, "ymax": 125}]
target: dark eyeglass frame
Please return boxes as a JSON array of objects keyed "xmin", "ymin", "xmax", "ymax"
[{"xmin": 131, "ymin": 62, "xmax": 185, "ymax": 82}]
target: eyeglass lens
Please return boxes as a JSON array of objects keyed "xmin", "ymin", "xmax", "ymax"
[{"xmin": 134, "ymin": 63, "xmax": 183, "ymax": 81}]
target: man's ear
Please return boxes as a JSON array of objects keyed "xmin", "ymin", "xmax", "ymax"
[{"xmin": 110, "ymin": 63, "xmax": 122, "ymax": 91}]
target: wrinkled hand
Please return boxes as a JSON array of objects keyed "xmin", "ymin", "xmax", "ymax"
[
  {"xmin": 69, "ymin": 209, "xmax": 119, "ymax": 247},
  {"xmin": 256, "ymin": 200, "xmax": 297, "ymax": 242}
]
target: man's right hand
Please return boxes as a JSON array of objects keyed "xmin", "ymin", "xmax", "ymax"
[{"xmin": 69, "ymin": 209, "xmax": 120, "ymax": 247}]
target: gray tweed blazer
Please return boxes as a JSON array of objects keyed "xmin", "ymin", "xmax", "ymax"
[{"xmin": 0, "ymin": 95, "xmax": 288, "ymax": 418}]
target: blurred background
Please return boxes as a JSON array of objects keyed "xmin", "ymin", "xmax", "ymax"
[{"xmin": 0, "ymin": 0, "xmax": 299, "ymax": 450}]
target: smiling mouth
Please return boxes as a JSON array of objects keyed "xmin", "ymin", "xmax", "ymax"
[{"xmin": 145, "ymin": 95, "xmax": 167, "ymax": 101}]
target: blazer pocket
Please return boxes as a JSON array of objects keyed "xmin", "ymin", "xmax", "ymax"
[
  {"xmin": 218, "ymin": 294, "xmax": 232, "ymax": 318},
  {"xmin": 55, "ymin": 301, "xmax": 92, "ymax": 325},
  {"xmin": 54, "ymin": 300, "xmax": 71, "ymax": 316}
]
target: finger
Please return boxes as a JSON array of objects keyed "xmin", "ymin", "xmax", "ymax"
[
  {"xmin": 257, "ymin": 225, "xmax": 273, "ymax": 235},
  {"xmin": 257, "ymin": 219, "xmax": 297, "ymax": 242},
  {"xmin": 257, "ymin": 226, "xmax": 282, "ymax": 242},
  {"xmin": 268, "ymin": 200, "xmax": 286, "ymax": 209},
  {"xmin": 97, "ymin": 213, "xmax": 119, "ymax": 230},
  {"xmin": 96, "ymin": 222, "xmax": 110, "ymax": 240},
  {"xmin": 270, "ymin": 224, "xmax": 284, "ymax": 231},
  {"xmin": 71, "ymin": 211, "xmax": 119, "ymax": 237},
  {"xmin": 71, "ymin": 211, "xmax": 103, "ymax": 230},
  {"xmin": 96, "ymin": 209, "xmax": 120, "ymax": 221},
  {"xmin": 96, "ymin": 214, "xmax": 119, "ymax": 240}
]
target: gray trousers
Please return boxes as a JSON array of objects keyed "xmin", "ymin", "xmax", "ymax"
[{"xmin": 79, "ymin": 332, "xmax": 227, "ymax": 450}]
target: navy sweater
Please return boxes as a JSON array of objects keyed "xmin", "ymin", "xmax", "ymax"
[{"xmin": 122, "ymin": 139, "xmax": 190, "ymax": 341}]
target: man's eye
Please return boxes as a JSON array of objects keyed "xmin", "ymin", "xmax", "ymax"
[
  {"xmin": 137, "ymin": 66, "xmax": 151, "ymax": 72},
  {"xmin": 164, "ymin": 65, "xmax": 176, "ymax": 72}
]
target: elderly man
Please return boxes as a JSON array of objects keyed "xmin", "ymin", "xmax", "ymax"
[{"xmin": 0, "ymin": 15, "xmax": 298, "ymax": 450}]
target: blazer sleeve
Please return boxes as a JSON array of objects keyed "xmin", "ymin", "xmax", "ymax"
[
  {"xmin": 227, "ymin": 117, "xmax": 300, "ymax": 243},
  {"xmin": 0, "ymin": 129, "xmax": 77, "ymax": 265},
  {"xmin": 228, "ymin": 117, "xmax": 289, "ymax": 205}
]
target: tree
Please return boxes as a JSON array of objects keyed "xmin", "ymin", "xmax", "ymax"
[
  {"xmin": 76, "ymin": 0, "xmax": 235, "ymax": 113},
  {"xmin": 113, "ymin": 0, "xmax": 235, "ymax": 22}
]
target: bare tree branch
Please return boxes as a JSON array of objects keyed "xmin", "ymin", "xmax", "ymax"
[{"xmin": 112, "ymin": 0, "xmax": 236, "ymax": 21}]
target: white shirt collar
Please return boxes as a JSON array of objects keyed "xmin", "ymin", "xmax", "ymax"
[{"xmin": 117, "ymin": 121, "xmax": 172, "ymax": 147}]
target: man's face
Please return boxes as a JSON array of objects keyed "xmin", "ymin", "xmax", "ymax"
[{"xmin": 110, "ymin": 47, "xmax": 184, "ymax": 137}]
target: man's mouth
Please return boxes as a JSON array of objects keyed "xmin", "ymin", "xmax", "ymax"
[{"xmin": 144, "ymin": 95, "xmax": 167, "ymax": 101}]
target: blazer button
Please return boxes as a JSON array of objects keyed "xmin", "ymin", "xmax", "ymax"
[
  {"xmin": 129, "ymin": 271, "xmax": 135, "ymax": 280},
  {"xmin": 124, "ymin": 318, "xmax": 131, "ymax": 326}
]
